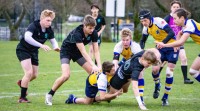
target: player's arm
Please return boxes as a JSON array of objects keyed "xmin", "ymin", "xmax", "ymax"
[
  {"xmin": 24, "ymin": 31, "xmax": 51, "ymax": 51},
  {"xmin": 139, "ymin": 34, "xmax": 148, "ymax": 49},
  {"xmin": 113, "ymin": 52, "xmax": 120, "ymax": 71},
  {"xmin": 162, "ymin": 25, "xmax": 175, "ymax": 44},
  {"xmin": 98, "ymin": 25, "xmax": 106, "ymax": 36},
  {"xmin": 164, "ymin": 32, "xmax": 190, "ymax": 47},
  {"xmin": 92, "ymin": 42, "xmax": 101, "ymax": 69},
  {"xmin": 50, "ymin": 38, "xmax": 60, "ymax": 52},
  {"xmin": 98, "ymin": 90, "xmax": 122, "ymax": 101},
  {"xmin": 76, "ymin": 43, "xmax": 99, "ymax": 71}
]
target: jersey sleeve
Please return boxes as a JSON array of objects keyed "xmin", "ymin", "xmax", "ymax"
[
  {"xmin": 154, "ymin": 17, "xmax": 168, "ymax": 29},
  {"xmin": 182, "ymin": 19, "xmax": 195, "ymax": 34},
  {"xmin": 97, "ymin": 74, "xmax": 107, "ymax": 92},
  {"xmin": 102, "ymin": 17, "xmax": 106, "ymax": 25},
  {"xmin": 142, "ymin": 27, "xmax": 148, "ymax": 35},
  {"xmin": 130, "ymin": 42, "xmax": 142, "ymax": 54},
  {"xmin": 26, "ymin": 22, "xmax": 36, "ymax": 33}
]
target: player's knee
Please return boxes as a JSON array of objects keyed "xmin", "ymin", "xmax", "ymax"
[
  {"xmin": 166, "ymin": 67, "xmax": 174, "ymax": 77},
  {"xmin": 61, "ymin": 74, "xmax": 70, "ymax": 82},
  {"xmin": 123, "ymin": 89, "xmax": 128, "ymax": 93},
  {"xmin": 189, "ymin": 68, "xmax": 199, "ymax": 77},
  {"xmin": 180, "ymin": 57, "xmax": 187, "ymax": 65}
]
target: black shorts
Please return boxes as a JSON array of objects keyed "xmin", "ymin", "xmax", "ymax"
[
  {"xmin": 60, "ymin": 47, "xmax": 83, "ymax": 62},
  {"xmin": 97, "ymin": 36, "xmax": 101, "ymax": 46},
  {"xmin": 110, "ymin": 72, "xmax": 130, "ymax": 90},
  {"xmin": 16, "ymin": 48, "xmax": 39, "ymax": 66}
]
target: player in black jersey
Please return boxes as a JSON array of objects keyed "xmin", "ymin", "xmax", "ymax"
[
  {"xmin": 96, "ymin": 48, "xmax": 161, "ymax": 110},
  {"xmin": 45, "ymin": 15, "xmax": 101, "ymax": 106},
  {"xmin": 16, "ymin": 9, "xmax": 60, "ymax": 103}
]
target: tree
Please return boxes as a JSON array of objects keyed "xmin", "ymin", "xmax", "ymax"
[{"xmin": 0, "ymin": 0, "xmax": 27, "ymax": 41}]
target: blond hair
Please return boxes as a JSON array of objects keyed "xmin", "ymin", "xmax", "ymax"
[
  {"xmin": 40, "ymin": 9, "xmax": 55, "ymax": 20},
  {"xmin": 142, "ymin": 50, "xmax": 159, "ymax": 65},
  {"xmin": 83, "ymin": 15, "xmax": 96, "ymax": 26},
  {"xmin": 120, "ymin": 28, "xmax": 132, "ymax": 39}
]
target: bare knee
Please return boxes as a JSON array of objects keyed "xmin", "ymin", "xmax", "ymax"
[{"xmin": 61, "ymin": 74, "xmax": 70, "ymax": 82}]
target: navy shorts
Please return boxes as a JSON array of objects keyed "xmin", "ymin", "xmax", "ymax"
[
  {"xmin": 85, "ymin": 77, "xmax": 98, "ymax": 98},
  {"xmin": 16, "ymin": 49, "xmax": 39, "ymax": 66},
  {"xmin": 159, "ymin": 47, "xmax": 179, "ymax": 64}
]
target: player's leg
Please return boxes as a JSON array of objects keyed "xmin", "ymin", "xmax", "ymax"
[
  {"xmin": 161, "ymin": 62, "xmax": 175, "ymax": 106},
  {"xmin": 18, "ymin": 58, "xmax": 33, "ymax": 103},
  {"xmin": 66, "ymin": 78, "xmax": 96, "ymax": 104},
  {"xmin": 152, "ymin": 65, "xmax": 161, "ymax": 99},
  {"xmin": 45, "ymin": 57, "xmax": 71, "ymax": 105},
  {"xmin": 189, "ymin": 55, "xmax": 200, "ymax": 82},
  {"xmin": 179, "ymin": 48, "xmax": 193, "ymax": 84}
]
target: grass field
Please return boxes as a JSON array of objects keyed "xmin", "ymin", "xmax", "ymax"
[{"xmin": 0, "ymin": 41, "xmax": 200, "ymax": 111}]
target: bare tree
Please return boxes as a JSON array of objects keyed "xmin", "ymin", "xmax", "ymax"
[{"xmin": 1, "ymin": 0, "xmax": 27, "ymax": 41}]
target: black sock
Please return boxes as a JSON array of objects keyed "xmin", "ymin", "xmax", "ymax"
[
  {"xmin": 181, "ymin": 65, "xmax": 188, "ymax": 80},
  {"xmin": 21, "ymin": 87, "xmax": 27, "ymax": 98},
  {"xmin": 48, "ymin": 89, "xmax": 55, "ymax": 96},
  {"xmin": 95, "ymin": 59, "xmax": 97, "ymax": 65},
  {"xmin": 159, "ymin": 67, "xmax": 163, "ymax": 73}
]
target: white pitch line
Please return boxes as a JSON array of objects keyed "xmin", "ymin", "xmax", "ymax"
[
  {"xmin": 0, "ymin": 90, "xmax": 199, "ymax": 101},
  {"xmin": 0, "ymin": 70, "xmax": 85, "ymax": 77}
]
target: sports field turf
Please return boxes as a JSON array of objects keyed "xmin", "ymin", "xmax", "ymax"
[{"xmin": 0, "ymin": 41, "xmax": 199, "ymax": 111}]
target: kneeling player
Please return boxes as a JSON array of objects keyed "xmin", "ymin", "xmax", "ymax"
[{"xmin": 65, "ymin": 61, "xmax": 123, "ymax": 104}]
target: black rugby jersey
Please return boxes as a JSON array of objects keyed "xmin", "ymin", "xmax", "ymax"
[
  {"xmin": 61, "ymin": 25, "xmax": 98, "ymax": 51},
  {"xmin": 17, "ymin": 20, "xmax": 54, "ymax": 51},
  {"xmin": 117, "ymin": 51, "xmax": 145, "ymax": 81},
  {"xmin": 95, "ymin": 15, "xmax": 106, "ymax": 32}
]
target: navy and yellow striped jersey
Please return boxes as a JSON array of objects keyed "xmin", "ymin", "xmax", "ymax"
[
  {"xmin": 113, "ymin": 41, "xmax": 142, "ymax": 60},
  {"xmin": 182, "ymin": 19, "xmax": 200, "ymax": 45},
  {"xmin": 142, "ymin": 17, "xmax": 176, "ymax": 44},
  {"xmin": 88, "ymin": 72, "xmax": 113, "ymax": 92}
]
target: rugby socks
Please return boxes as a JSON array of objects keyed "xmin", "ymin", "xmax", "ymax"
[
  {"xmin": 152, "ymin": 72, "xmax": 160, "ymax": 88},
  {"xmin": 181, "ymin": 65, "xmax": 188, "ymax": 80},
  {"xmin": 138, "ymin": 78, "xmax": 144, "ymax": 102},
  {"xmin": 159, "ymin": 67, "xmax": 163, "ymax": 73},
  {"xmin": 21, "ymin": 87, "xmax": 27, "ymax": 98},
  {"xmin": 194, "ymin": 74, "xmax": 200, "ymax": 82},
  {"xmin": 163, "ymin": 76, "xmax": 173, "ymax": 99},
  {"xmin": 48, "ymin": 89, "xmax": 55, "ymax": 96}
]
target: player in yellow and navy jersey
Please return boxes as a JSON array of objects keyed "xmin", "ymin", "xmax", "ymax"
[
  {"xmin": 113, "ymin": 28, "xmax": 145, "ymax": 103},
  {"xmin": 65, "ymin": 61, "xmax": 122, "ymax": 104},
  {"xmin": 156, "ymin": 8, "xmax": 200, "ymax": 83},
  {"xmin": 139, "ymin": 9, "xmax": 178, "ymax": 106}
]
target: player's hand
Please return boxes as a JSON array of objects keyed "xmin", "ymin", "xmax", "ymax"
[
  {"xmin": 155, "ymin": 41, "xmax": 165, "ymax": 49},
  {"xmin": 139, "ymin": 104, "xmax": 148, "ymax": 110},
  {"xmin": 54, "ymin": 47, "xmax": 60, "ymax": 52},
  {"xmin": 173, "ymin": 47, "xmax": 179, "ymax": 52},
  {"xmin": 41, "ymin": 45, "xmax": 51, "ymax": 51},
  {"xmin": 91, "ymin": 65, "xmax": 100, "ymax": 74},
  {"xmin": 115, "ymin": 89, "xmax": 123, "ymax": 96}
]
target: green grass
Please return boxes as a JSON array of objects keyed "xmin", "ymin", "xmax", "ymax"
[{"xmin": 0, "ymin": 41, "xmax": 200, "ymax": 111}]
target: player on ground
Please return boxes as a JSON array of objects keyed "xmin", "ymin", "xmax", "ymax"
[
  {"xmin": 139, "ymin": 9, "xmax": 178, "ymax": 106},
  {"xmin": 16, "ymin": 9, "xmax": 60, "ymax": 103},
  {"xmin": 98, "ymin": 49, "xmax": 160, "ymax": 110},
  {"xmin": 65, "ymin": 61, "xmax": 122, "ymax": 104},
  {"xmin": 156, "ymin": 8, "xmax": 200, "ymax": 83},
  {"xmin": 45, "ymin": 15, "xmax": 101, "ymax": 106}
]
